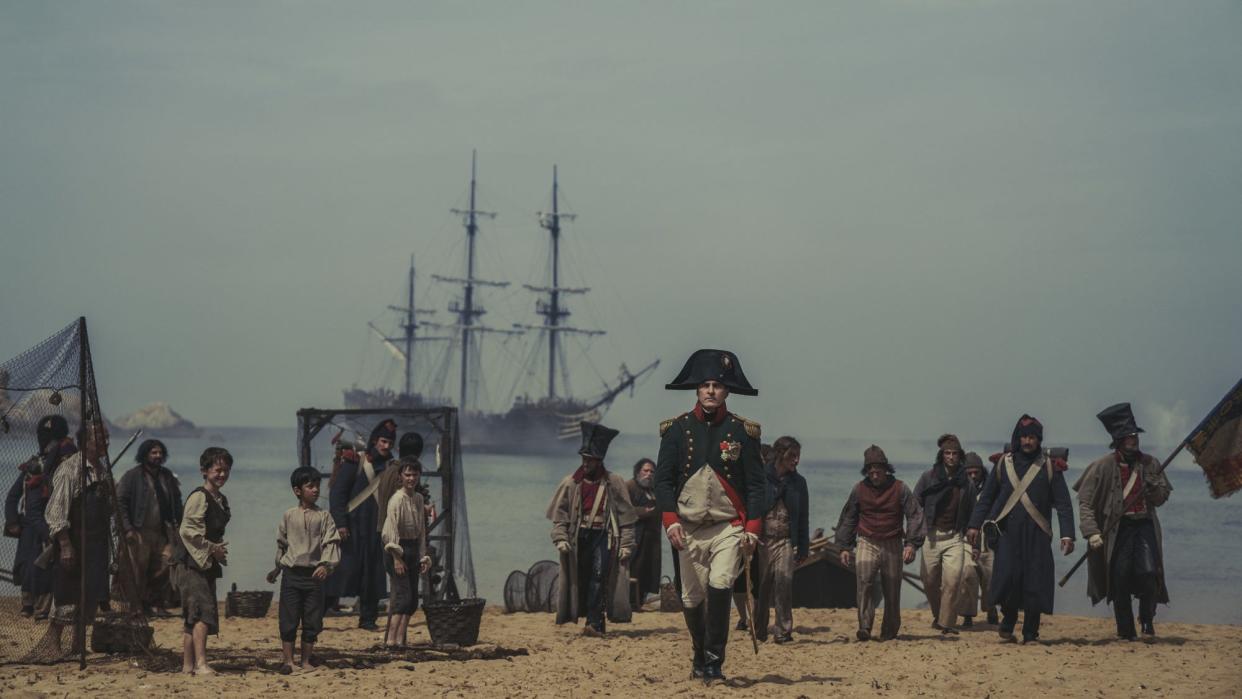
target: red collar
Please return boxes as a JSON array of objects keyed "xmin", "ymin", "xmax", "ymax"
[
  {"xmin": 693, "ymin": 401, "xmax": 728, "ymax": 425},
  {"xmin": 572, "ymin": 464, "xmax": 607, "ymax": 483}
]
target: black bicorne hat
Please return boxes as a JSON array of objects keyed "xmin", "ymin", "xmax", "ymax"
[
  {"xmin": 664, "ymin": 349, "xmax": 757, "ymax": 396},
  {"xmin": 578, "ymin": 421, "xmax": 619, "ymax": 460},
  {"xmin": 1096, "ymin": 402, "xmax": 1145, "ymax": 446}
]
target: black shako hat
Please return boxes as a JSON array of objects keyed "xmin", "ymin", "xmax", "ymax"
[
  {"xmin": 664, "ymin": 349, "xmax": 757, "ymax": 396},
  {"xmin": 1096, "ymin": 402, "xmax": 1145, "ymax": 447},
  {"xmin": 578, "ymin": 421, "xmax": 619, "ymax": 460}
]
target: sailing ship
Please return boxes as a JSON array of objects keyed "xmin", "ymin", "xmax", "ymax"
[{"xmin": 344, "ymin": 153, "xmax": 659, "ymax": 454}]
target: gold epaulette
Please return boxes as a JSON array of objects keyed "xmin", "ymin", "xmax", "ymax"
[
  {"xmin": 731, "ymin": 414, "xmax": 761, "ymax": 440},
  {"xmin": 659, "ymin": 416, "xmax": 677, "ymax": 436}
]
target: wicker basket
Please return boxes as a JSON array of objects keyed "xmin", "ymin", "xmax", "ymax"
[
  {"xmin": 424, "ymin": 598, "xmax": 486, "ymax": 646},
  {"xmin": 226, "ymin": 584, "xmax": 274, "ymax": 618},
  {"xmin": 91, "ymin": 613, "xmax": 153, "ymax": 654}
]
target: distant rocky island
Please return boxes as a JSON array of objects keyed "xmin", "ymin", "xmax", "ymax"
[{"xmin": 111, "ymin": 401, "xmax": 201, "ymax": 437}]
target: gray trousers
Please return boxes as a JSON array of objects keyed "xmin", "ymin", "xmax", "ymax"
[
  {"xmin": 855, "ymin": 536, "xmax": 903, "ymax": 639},
  {"xmin": 753, "ymin": 537, "xmax": 793, "ymax": 638}
]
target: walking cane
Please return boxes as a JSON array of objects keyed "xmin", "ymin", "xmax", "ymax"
[
  {"xmin": 1059, "ymin": 441, "xmax": 1184, "ymax": 587},
  {"xmin": 742, "ymin": 546, "xmax": 759, "ymax": 655}
]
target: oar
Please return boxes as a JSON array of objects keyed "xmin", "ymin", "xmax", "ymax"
[{"xmin": 1058, "ymin": 441, "xmax": 1184, "ymax": 587}]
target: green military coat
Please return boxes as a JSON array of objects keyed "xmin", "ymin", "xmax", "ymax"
[{"xmin": 654, "ymin": 410, "xmax": 766, "ymax": 527}]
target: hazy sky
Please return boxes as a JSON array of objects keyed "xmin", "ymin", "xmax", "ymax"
[{"xmin": 2, "ymin": 1, "xmax": 1240, "ymax": 455}]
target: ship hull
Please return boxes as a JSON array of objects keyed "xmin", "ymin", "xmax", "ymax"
[{"xmin": 343, "ymin": 389, "xmax": 591, "ymax": 455}]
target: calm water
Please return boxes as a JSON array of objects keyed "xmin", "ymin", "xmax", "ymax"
[{"xmin": 102, "ymin": 428, "xmax": 1242, "ymax": 625}]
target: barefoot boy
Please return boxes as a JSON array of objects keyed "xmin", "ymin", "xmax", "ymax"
[
  {"xmin": 268, "ymin": 466, "xmax": 340, "ymax": 672},
  {"xmin": 177, "ymin": 447, "xmax": 232, "ymax": 675},
  {"xmin": 380, "ymin": 458, "xmax": 430, "ymax": 648}
]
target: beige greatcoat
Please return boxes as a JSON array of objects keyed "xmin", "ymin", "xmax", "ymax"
[
  {"xmin": 546, "ymin": 471, "xmax": 637, "ymax": 625},
  {"xmin": 1074, "ymin": 452, "xmax": 1171, "ymax": 605}
]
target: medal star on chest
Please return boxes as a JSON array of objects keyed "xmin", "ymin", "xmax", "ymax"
[{"xmin": 719, "ymin": 440, "xmax": 742, "ymax": 462}]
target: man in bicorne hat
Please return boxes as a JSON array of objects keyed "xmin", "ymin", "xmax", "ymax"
[
  {"xmin": 968, "ymin": 414, "xmax": 1076, "ymax": 644},
  {"xmin": 836, "ymin": 445, "xmax": 924, "ymax": 642},
  {"xmin": 547, "ymin": 421, "xmax": 636, "ymax": 635},
  {"xmin": 1075, "ymin": 403, "xmax": 1171, "ymax": 639},
  {"xmin": 655, "ymin": 349, "xmax": 765, "ymax": 683},
  {"xmin": 328, "ymin": 418, "xmax": 395, "ymax": 630}
]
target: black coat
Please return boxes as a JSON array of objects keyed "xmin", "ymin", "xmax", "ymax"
[
  {"xmin": 326, "ymin": 453, "xmax": 387, "ymax": 600},
  {"xmin": 763, "ymin": 465, "xmax": 811, "ymax": 560},
  {"xmin": 969, "ymin": 451, "xmax": 1075, "ymax": 614}
]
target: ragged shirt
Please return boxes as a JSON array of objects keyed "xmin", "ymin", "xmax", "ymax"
[
  {"xmin": 381, "ymin": 488, "xmax": 426, "ymax": 557},
  {"xmin": 275, "ymin": 504, "xmax": 341, "ymax": 570},
  {"xmin": 43, "ymin": 453, "xmax": 106, "ymax": 539}
]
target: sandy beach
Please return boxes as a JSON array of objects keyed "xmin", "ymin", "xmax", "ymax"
[{"xmin": 2, "ymin": 603, "xmax": 1240, "ymax": 698}]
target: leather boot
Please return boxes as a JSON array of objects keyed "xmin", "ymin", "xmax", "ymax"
[
  {"xmin": 702, "ymin": 586, "xmax": 732, "ymax": 683},
  {"xmin": 1114, "ymin": 594, "xmax": 1137, "ymax": 640},
  {"xmin": 681, "ymin": 604, "xmax": 706, "ymax": 679}
]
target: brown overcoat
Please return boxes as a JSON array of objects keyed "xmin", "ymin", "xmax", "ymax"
[
  {"xmin": 546, "ymin": 471, "xmax": 637, "ymax": 625},
  {"xmin": 1074, "ymin": 452, "xmax": 1171, "ymax": 605}
]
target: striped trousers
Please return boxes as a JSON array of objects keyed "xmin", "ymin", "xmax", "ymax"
[{"xmin": 855, "ymin": 535, "xmax": 904, "ymax": 639}]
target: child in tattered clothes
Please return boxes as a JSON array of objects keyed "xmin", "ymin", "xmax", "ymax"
[
  {"xmin": 176, "ymin": 447, "xmax": 233, "ymax": 675},
  {"xmin": 380, "ymin": 457, "xmax": 431, "ymax": 649},
  {"xmin": 267, "ymin": 466, "xmax": 340, "ymax": 673}
]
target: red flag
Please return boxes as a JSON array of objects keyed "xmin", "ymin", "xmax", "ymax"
[{"xmin": 1186, "ymin": 377, "xmax": 1242, "ymax": 498}]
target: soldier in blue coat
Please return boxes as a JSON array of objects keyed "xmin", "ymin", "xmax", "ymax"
[
  {"xmin": 328, "ymin": 419, "xmax": 395, "ymax": 630},
  {"xmin": 968, "ymin": 414, "xmax": 1076, "ymax": 644},
  {"xmin": 4, "ymin": 415, "xmax": 77, "ymax": 619}
]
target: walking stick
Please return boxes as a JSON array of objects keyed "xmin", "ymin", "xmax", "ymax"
[
  {"xmin": 743, "ymin": 547, "xmax": 759, "ymax": 655},
  {"xmin": 1059, "ymin": 441, "xmax": 1184, "ymax": 587}
]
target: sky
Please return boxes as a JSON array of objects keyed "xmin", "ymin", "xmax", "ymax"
[{"xmin": 2, "ymin": 1, "xmax": 1240, "ymax": 457}]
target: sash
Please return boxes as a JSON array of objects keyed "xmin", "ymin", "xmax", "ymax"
[
  {"xmin": 347, "ymin": 456, "xmax": 385, "ymax": 513},
  {"xmin": 1120, "ymin": 464, "xmax": 1141, "ymax": 511},
  {"xmin": 986, "ymin": 454, "xmax": 1053, "ymax": 537}
]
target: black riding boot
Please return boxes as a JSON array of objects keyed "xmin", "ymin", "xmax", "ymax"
[
  {"xmin": 1138, "ymin": 580, "xmax": 1158, "ymax": 636},
  {"xmin": 1113, "ymin": 593, "xmax": 1137, "ymax": 640},
  {"xmin": 703, "ymin": 586, "xmax": 731, "ymax": 683},
  {"xmin": 682, "ymin": 604, "xmax": 706, "ymax": 678}
]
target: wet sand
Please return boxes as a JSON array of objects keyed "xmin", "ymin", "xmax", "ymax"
[{"xmin": 2, "ymin": 604, "xmax": 1241, "ymax": 697}]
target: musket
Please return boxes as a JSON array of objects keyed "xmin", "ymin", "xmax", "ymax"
[
  {"xmin": 1058, "ymin": 441, "xmax": 1183, "ymax": 587},
  {"xmin": 743, "ymin": 547, "xmax": 759, "ymax": 654}
]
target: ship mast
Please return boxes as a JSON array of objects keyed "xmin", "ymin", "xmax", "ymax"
[
  {"xmin": 373, "ymin": 255, "xmax": 444, "ymax": 399},
  {"xmin": 437, "ymin": 151, "xmax": 517, "ymax": 411},
  {"xmin": 521, "ymin": 166, "xmax": 602, "ymax": 400}
]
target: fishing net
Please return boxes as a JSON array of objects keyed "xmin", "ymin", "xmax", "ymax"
[
  {"xmin": 0, "ymin": 319, "xmax": 144, "ymax": 666},
  {"xmin": 502, "ymin": 570, "xmax": 527, "ymax": 613},
  {"xmin": 296, "ymin": 407, "xmax": 476, "ymax": 605},
  {"xmin": 525, "ymin": 560, "xmax": 558, "ymax": 613},
  {"xmin": 501, "ymin": 559, "xmax": 558, "ymax": 613}
]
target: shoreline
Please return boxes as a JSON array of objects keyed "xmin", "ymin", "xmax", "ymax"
[{"xmin": 3, "ymin": 605, "xmax": 1241, "ymax": 697}]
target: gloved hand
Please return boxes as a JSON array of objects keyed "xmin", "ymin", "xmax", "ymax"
[
  {"xmin": 618, "ymin": 548, "xmax": 631, "ymax": 562},
  {"xmin": 556, "ymin": 540, "xmax": 572, "ymax": 554},
  {"xmin": 1088, "ymin": 534, "xmax": 1104, "ymax": 550}
]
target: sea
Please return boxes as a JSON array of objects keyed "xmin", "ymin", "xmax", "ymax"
[{"xmin": 82, "ymin": 427, "xmax": 1242, "ymax": 625}]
